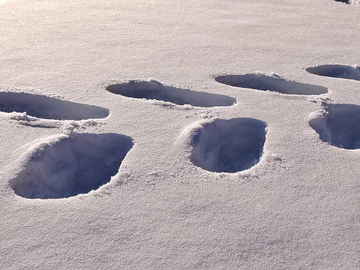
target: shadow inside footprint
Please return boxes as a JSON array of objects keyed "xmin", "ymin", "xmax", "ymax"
[
  {"xmin": 309, "ymin": 104, "xmax": 360, "ymax": 149},
  {"xmin": 106, "ymin": 80, "xmax": 236, "ymax": 107},
  {"xmin": 306, "ymin": 65, "xmax": 360, "ymax": 81},
  {"xmin": 9, "ymin": 133, "xmax": 133, "ymax": 199},
  {"xmin": 190, "ymin": 118, "xmax": 266, "ymax": 173},
  {"xmin": 215, "ymin": 74, "xmax": 328, "ymax": 95},
  {"xmin": 0, "ymin": 92, "xmax": 109, "ymax": 120}
]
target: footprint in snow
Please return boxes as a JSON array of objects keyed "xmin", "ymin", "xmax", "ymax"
[
  {"xmin": 334, "ymin": 0, "xmax": 359, "ymax": 4},
  {"xmin": 0, "ymin": 92, "xmax": 109, "ymax": 120},
  {"xmin": 309, "ymin": 104, "xmax": 360, "ymax": 149},
  {"xmin": 306, "ymin": 65, "xmax": 360, "ymax": 81},
  {"xmin": 106, "ymin": 80, "xmax": 236, "ymax": 107},
  {"xmin": 9, "ymin": 133, "xmax": 133, "ymax": 199},
  {"xmin": 190, "ymin": 118, "xmax": 267, "ymax": 173},
  {"xmin": 215, "ymin": 73, "xmax": 328, "ymax": 95}
]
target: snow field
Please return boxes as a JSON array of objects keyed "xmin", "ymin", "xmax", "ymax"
[
  {"xmin": 1, "ymin": 0, "xmax": 360, "ymax": 268},
  {"xmin": 4, "ymin": 64, "xmax": 358, "ymax": 198}
]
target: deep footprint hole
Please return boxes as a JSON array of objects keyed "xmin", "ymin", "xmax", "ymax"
[
  {"xmin": 106, "ymin": 80, "xmax": 236, "ymax": 107},
  {"xmin": 334, "ymin": 0, "xmax": 359, "ymax": 4},
  {"xmin": 215, "ymin": 74, "xmax": 328, "ymax": 95},
  {"xmin": 0, "ymin": 92, "xmax": 109, "ymax": 120},
  {"xmin": 306, "ymin": 65, "xmax": 360, "ymax": 81},
  {"xmin": 309, "ymin": 104, "xmax": 360, "ymax": 149},
  {"xmin": 190, "ymin": 118, "xmax": 267, "ymax": 173},
  {"xmin": 9, "ymin": 133, "xmax": 133, "ymax": 199}
]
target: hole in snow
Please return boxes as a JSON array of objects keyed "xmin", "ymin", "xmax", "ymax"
[
  {"xmin": 309, "ymin": 104, "xmax": 360, "ymax": 149},
  {"xmin": 306, "ymin": 65, "xmax": 360, "ymax": 81},
  {"xmin": 106, "ymin": 80, "xmax": 236, "ymax": 107},
  {"xmin": 334, "ymin": 0, "xmax": 359, "ymax": 4},
  {"xmin": 190, "ymin": 118, "xmax": 266, "ymax": 173},
  {"xmin": 215, "ymin": 74, "xmax": 328, "ymax": 95},
  {"xmin": 9, "ymin": 133, "xmax": 133, "ymax": 199},
  {"xmin": 0, "ymin": 92, "xmax": 109, "ymax": 120}
]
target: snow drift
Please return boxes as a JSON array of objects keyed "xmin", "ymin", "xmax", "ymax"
[
  {"xmin": 106, "ymin": 80, "xmax": 236, "ymax": 107},
  {"xmin": 9, "ymin": 133, "xmax": 133, "ymax": 199},
  {"xmin": 190, "ymin": 118, "xmax": 267, "ymax": 173}
]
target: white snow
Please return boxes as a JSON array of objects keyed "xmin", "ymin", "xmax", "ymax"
[
  {"xmin": 1, "ymin": 0, "xmax": 360, "ymax": 269},
  {"xmin": 0, "ymin": 0, "xmax": 10, "ymax": 5}
]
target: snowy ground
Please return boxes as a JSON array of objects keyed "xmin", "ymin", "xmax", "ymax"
[{"xmin": 1, "ymin": 0, "xmax": 360, "ymax": 269}]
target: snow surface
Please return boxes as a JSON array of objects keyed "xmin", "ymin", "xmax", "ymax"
[{"xmin": 1, "ymin": 0, "xmax": 360, "ymax": 269}]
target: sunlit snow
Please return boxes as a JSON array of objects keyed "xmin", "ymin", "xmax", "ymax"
[{"xmin": 1, "ymin": 0, "xmax": 359, "ymax": 269}]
